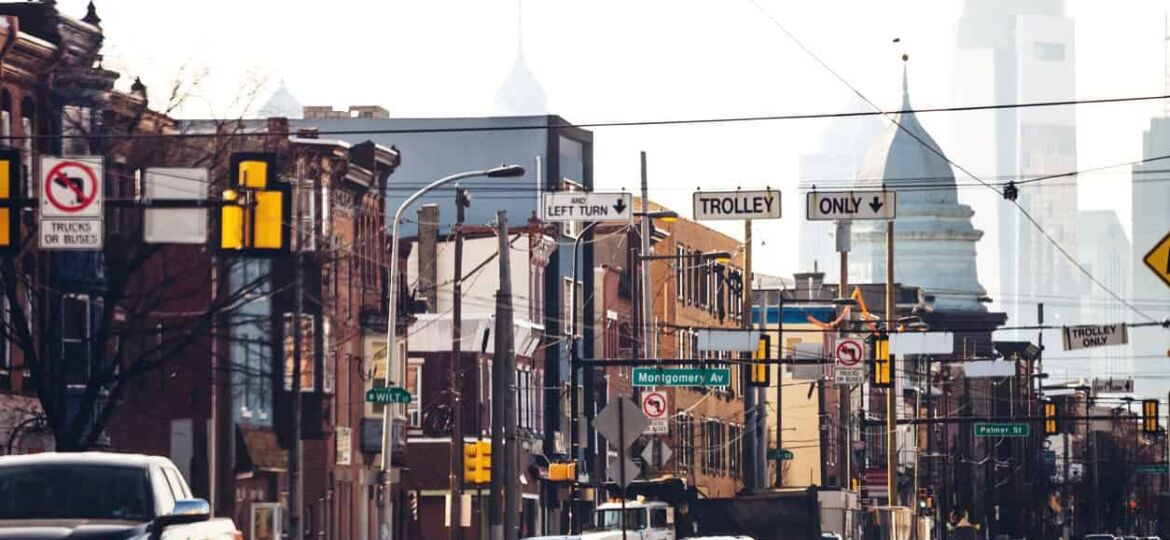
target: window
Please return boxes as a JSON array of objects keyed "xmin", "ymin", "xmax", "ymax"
[
  {"xmin": 516, "ymin": 366, "xmax": 537, "ymax": 431},
  {"xmin": 529, "ymin": 264, "xmax": 544, "ymax": 322},
  {"xmin": 20, "ymin": 100, "xmax": 34, "ymax": 199},
  {"xmin": 0, "ymin": 296, "xmax": 9, "ymax": 371},
  {"xmin": 283, "ymin": 314, "xmax": 315, "ymax": 392},
  {"xmin": 61, "ymin": 105, "xmax": 91, "ymax": 155},
  {"xmin": 704, "ymin": 419, "xmax": 725, "ymax": 475},
  {"xmin": 563, "ymin": 277, "xmax": 581, "ymax": 337},
  {"xmin": 1034, "ymin": 42, "xmax": 1066, "ymax": 62},
  {"xmin": 675, "ymin": 245, "xmax": 685, "ymax": 300},
  {"xmin": 728, "ymin": 269, "xmax": 743, "ymax": 320},
  {"xmin": 322, "ymin": 318, "xmax": 334, "ymax": 394},
  {"xmin": 561, "ymin": 179, "xmax": 583, "ymax": 238},
  {"xmin": 684, "ymin": 250, "xmax": 694, "ymax": 305},
  {"xmin": 61, "ymin": 294, "xmax": 91, "ymax": 383},
  {"xmin": 728, "ymin": 424, "xmax": 741, "ymax": 477},
  {"xmin": 651, "ymin": 508, "xmax": 669, "ymax": 529},
  {"xmin": 295, "ymin": 181, "xmax": 317, "ymax": 252},
  {"xmin": 406, "ymin": 359, "xmax": 424, "ymax": 428},
  {"xmin": 677, "ymin": 413, "xmax": 695, "ymax": 469}
]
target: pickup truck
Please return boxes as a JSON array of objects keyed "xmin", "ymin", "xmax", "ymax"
[{"xmin": 0, "ymin": 452, "xmax": 242, "ymax": 539}]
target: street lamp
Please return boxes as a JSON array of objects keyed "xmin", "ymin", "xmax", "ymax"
[{"xmin": 379, "ymin": 164, "xmax": 525, "ymax": 540}]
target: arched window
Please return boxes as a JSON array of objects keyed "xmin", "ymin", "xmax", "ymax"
[{"xmin": 19, "ymin": 96, "xmax": 35, "ymax": 197}]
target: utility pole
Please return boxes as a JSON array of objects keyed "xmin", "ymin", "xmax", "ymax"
[
  {"xmin": 289, "ymin": 162, "xmax": 305, "ymax": 540},
  {"xmin": 639, "ymin": 152, "xmax": 653, "ymax": 362},
  {"xmin": 742, "ymin": 219, "xmax": 756, "ymax": 491},
  {"xmin": 774, "ymin": 287, "xmax": 784, "ymax": 489},
  {"xmin": 490, "ymin": 212, "xmax": 507, "ymax": 540},
  {"xmin": 837, "ymin": 220, "xmax": 852, "ymax": 490},
  {"xmin": 886, "ymin": 220, "xmax": 897, "ymax": 507},
  {"xmin": 449, "ymin": 188, "xmax": 468, "ymax": 540},
  {"xmin": 755, "ymin": 279, "xmax": 768, "ymax": 490},
  {"xmin": 497, "ymin": 211, "xmax": 520, "ymax": 540}
]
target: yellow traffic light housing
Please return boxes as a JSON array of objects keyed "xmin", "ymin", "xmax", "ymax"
[
  {"xmin": 219, "ymin": 153, "xmax": 289, "ymax": 254},
  {"xmin": 548, "ymin": 461, "xmax": 577, "ymax": 482},
  {"xmin": 1143, "ymin": 399, "xmax": 1159, "ymax": 434},
  {"xmin": 748, "ymin": 335, "xmax": 770, "ymax": 387},
  {"xmin": 1043, "ymin": 401, "xmax": 1058, "ymax": 435},
  {"xmin": 872, "ymin": 334, "xmax": 891, "ymax": 387},
  {"xmin": 463, "ymin": 440, "xmax": 491, "ymax": 484},
  {"xmin": 0, "ymin": 149, "xmax": 19, "ymax": 251}
]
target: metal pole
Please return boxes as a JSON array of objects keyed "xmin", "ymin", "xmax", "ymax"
[
  {"xmin": 742, "ymin": 219, "xmax": 756, "ymax": 491},
  {"xmin": 639, "ymin": 152, "xmax": 653, "ymax": 361},
  {"xmin": 886, "ymin": 220, "xmax": 897, "ymax": 507},
  {"xmin": 756, "ymin": 285, "xmax": 768, "ymax": 490},
  {"xmin": 289, "ymin": 162, "xmax": 305, "ymax": 540},
  {"xmin": 838, "ymin": 221, "xmax": 851, "ymax": 490},
  {"xmin": 449, "ymin": 188, "xmax": 468, "ymax": 540},
  {"xmin": 382, "ymin": 169, "xmax": 511, "ymax": 540},
  {"xmin": 498, "ymin": 211, "xmax": 520, "ymax": 540},
  {"xmin": 775, "ymin": 287, "xmax": 784, "ymax": 488},
  {"xmin": 570, "ymin": 220, "xmax": 599, "ymax": 534}
]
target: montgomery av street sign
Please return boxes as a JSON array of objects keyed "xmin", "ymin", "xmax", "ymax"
[
  {"xmin": 541, "ymin": 192, "xmax": 632, "ymax": 223},
  {"xmin": 1135, "ymin": 464, "xmax": 1169, "ymax": 475},
  {"xmin": 632, "ymin": 367, "xmax": 731, "ymax": 387},
  {"xmin": 365, "ymin": 386, "xmax": 412, "ymax": 404},
  {"xmin": 767, "ymin": 448, "xmax": 794, "ymax": 460},
  {"xmin": 1143, "ymin": 232, "xmax": 1170, "ymax": 289},
  {"xmin": 1061, "ymin": 324, "xmax": 1128, "ymax": 351},
  {"xmin": 806, "ymin": 190, "xmax": 896, "ymax": 221},
  {"xmin": 692, "ymin": 190, "xmax": 781, "ymax": 221},
  {"xmin": 974, "ymin": 423, "xmax": 1029, "ymax": 437}
]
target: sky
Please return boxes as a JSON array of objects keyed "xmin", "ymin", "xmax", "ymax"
[{"xmin": 65, "ymin": 0, "xmax": 1169, "ymax": 327}]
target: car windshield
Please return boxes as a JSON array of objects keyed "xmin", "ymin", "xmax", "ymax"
[
  {"xmin": 0, "ymin": 464, "xmax": 153, "ymax": 521},
  {"xmin": 596, "ymin": 509, "xmax": 646, "ymax": 531}
]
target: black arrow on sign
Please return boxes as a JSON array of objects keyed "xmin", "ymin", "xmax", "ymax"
[
  {"xmin": 613, "ymin": 198, "xmax": 627, "ymax": 214},
  {"xmin": 868, "ymin": 196, "xmax": 884, "ymax": 213}
]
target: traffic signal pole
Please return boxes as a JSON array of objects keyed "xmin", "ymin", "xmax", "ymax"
[
  {"xmin": 886, "ymin": 220, "xmax": 898, "ymax": 507},
  {"xmin": 449, "ymin": 189, "xmax": 467, "ymax": 540}
]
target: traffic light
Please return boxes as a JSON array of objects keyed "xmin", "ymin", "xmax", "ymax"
[
  {"xmin": 548, "ymin": 461, "xmax": 577, "ymax": 482},
  {"xmin": 1143, "ymin": 399, "xmax": 1159, "ymax": 434},
  {"xmin": 1043, "ymin": 400, "xmax": 1059, "ymax": 435},
  {"xmin": 0, "ymin": 149, "xmax": 19, "ymax": 251},
  {"xmin": 748, "ymin": 335, "xmax": 770, "ymax": 387},
  {"xmin": 463, "ymin": 440, "xmax": 491, "ymax": 484},
  {"xmin": 872, "ymin": 334, "xmax": 891, "ymax": 387},
  {"xmin": 219, "ymin": 153, "xmax": 290, "ymax": 254}
]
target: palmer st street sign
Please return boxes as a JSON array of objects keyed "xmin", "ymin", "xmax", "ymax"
[{"xmin": 974, "ymin": 423, "xmax": 1029, "ymax": 437}]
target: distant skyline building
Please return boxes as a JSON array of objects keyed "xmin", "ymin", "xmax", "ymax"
[
  {"xmin": 257, "ymin": 80, "xmax": 302, "ymax": 119},
  {"xmin": 797, "ymin": 98, "xmax": 883, "ymax": 279},
  {"xmin": 1131, "ymin": 116, "xmax": 1170, "ymax": 399},
  {"xmin": 951, "ymin": 0, "xmax": 1080, "ymax": 332},
  {"xmin": 1072, "ymin": 210, "xmax": 1132, "ymax": 382},
  {"xmin": 494, "ymin": 0, "xmax": 548, "ymax": 116}
]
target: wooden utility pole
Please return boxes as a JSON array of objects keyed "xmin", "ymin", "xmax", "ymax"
[
  {"xmin": 289, "ymin": 162, "xmax": 305, "ymax": 540},
  {"xmin": 449, "ymin": 188, "xmax": 468, "ymax": 540},
  {"xmin": 886, "ymin": 220, "xmax": 897, "ymax": 506},
  {"xmin": 489, "ymin": 212, "xmax": 506, "ymax": 540},
  {"xmin": 742, "ymin": 219, "xmax": 756, "ymax": 491},
  {"xmin": 496, "ymin": 211, "xmax": 519, "ymax": 540},
  {"xmin": 837, "ymin": 220, "xmax": 852, "ymax": 490}
]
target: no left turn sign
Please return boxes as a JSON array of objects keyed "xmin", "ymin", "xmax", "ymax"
[
  {"xmin": 641, "ymin": 391, "xmax": 668, "ymax": 420},
  {"xmin": 41, "ymin": 157, "xmax": 103, "ymax": 218},
  {"xmin": 835, "ymin": 338, "xmax": 864, "ymax": 368}
]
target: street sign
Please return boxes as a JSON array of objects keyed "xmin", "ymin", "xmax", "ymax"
[
  {"xmin": 594, "ymin": 397, "xmax": 649, "ymax": 449},
  {"xmin": 1142, "ymin": 232, "xmax": 1170, "ymax": 288},
  {"xmin": 889, "ymin": 332, "xmax": 954, "ymax": 355},
  {"xmin": 606, "ymin": 456, "xmax": 639, "ymax": 488},
  {"xmin": 767, "ymin": 448, "xmax": 794, "ymax": 460},
  {"xmin": 144, "ymin": 168, "xmax": 209, "ymax": 244},
  {"xmin": 696, "ymin": 329, "xmax": 760, "ymax": 352},
  {"xmin": 805, "ymin": 190, "xmax": 896, "ymax": 221},
  {"xmin": 1092, "ymin": 377, "xmax": 1134, "ymax": 394},
  {"xmin": 39, "ymin": 157, "xmax": 104, "ymax": 251},
  {"xmin": 1135, "ymin": 464, "xmax": 1169, "ymax": 475},
  {"xmin": 692, "ymin": 189, "xmax": 781, "ymax": 221},
  {"xmin": 640, "ymin": 439, "xmax": 674, "ymax": 467},
  {"xmin": 834, "ymin": 338, "xmax": 865, "ymax": 385},
  {"xmin": 365, "ymin": 386, "xmax": 412, "ymax": 404},
  {"xmin": 632, "ymin": 367, "xmax": 731, "ymax": 387},
  {"xmin": 641, "ymin": 391, "xmax": 669, "ymax": 435},
  {"xmin": 973, "ymin": 423, "xmax": 1029, "ymax": 437},
  {"xmin": 541, "ymin": 192, "xmax": 632, "ymax": 223},
  {"xmin": 1061, "ymin": 324, "xmax": 1128, "ymax": 351}
]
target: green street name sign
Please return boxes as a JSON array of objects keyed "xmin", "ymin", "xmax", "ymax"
[
  {"xmin": 973, "ymin": 423, "xmax": 1029, "ymax": 437},
  {"xmin": 1135, "ymin": 464, "xmax": 1169, "ymax": 475},
  {"xmin": 632, "ymin": 368, "xmax": 731, "ymax": 387},
  {"xmin": 366, "ymin": 386, "xmax": 412, "ymax": 404},
  {"xmin": 767, "ymin": 449, "xmax": 795, "ymax": 461}
]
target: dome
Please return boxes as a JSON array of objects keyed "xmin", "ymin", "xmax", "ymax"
[
  {"xmin": 258, "ymin": 81, "xmax": 302, "ymax": 119},
  {"xmin": 493, "ymin": 0, "xmax": 547, "ymax": 116},
  {"xmin": 850, "ymin": 66, "xmax": 988, "ymax": 311}
]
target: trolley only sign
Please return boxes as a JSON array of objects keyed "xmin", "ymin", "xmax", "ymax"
[{"xmin": 39, "ymin": 157, "xmax": 104, "ymax": 250}]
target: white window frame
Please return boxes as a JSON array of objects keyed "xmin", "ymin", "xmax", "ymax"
[{"xmin": 406, "ymin": 358, "xmax": 424, "ymax": 428}]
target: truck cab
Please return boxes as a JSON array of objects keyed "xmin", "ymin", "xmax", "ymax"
[{"xmin": 583, "ymin": 498, "xmax": 675, "ymax": 540}]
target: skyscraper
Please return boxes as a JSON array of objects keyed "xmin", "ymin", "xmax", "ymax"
[
  {"xmin": 1131, "ymin": 117, "xmax": 1170, "ymax": 398},
  {"xmin": 951, "ymin": 0, "xmax": 1080, "ymax": 332}
]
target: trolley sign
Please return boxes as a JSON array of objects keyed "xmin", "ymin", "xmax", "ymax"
[{"xmin": 39, "ymin": 157, "xmax": 104, "ymax": 250}]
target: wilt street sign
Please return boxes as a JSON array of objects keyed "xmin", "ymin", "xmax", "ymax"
[
  {"xmin": 541, "ymin": 192, "xmax": 632, "ymax": 223},
  {"xmin": 365, "ymin": 387, "xmax": 412, "ymax": 404},
  {"xmin": 632, "ymin": 367, "xmax": 731, "ymax": 387},
  {"xmin": 692, "ymin": 189, "xmax": 781, "ymax": 221},
  {"xmin": 1062, "ymin": 324, "xmax": 1128, "ymax": 351},
  {"xmin": 805, "ymin": 190, "xmax": 897, "ymax": 221},
  {"xmin": 974, "ymin": 423, "xmax": 1029, "ymax": 437},
  {"xmin": 1143, "ymin": 232, "xmax": 1170, "ymax": 288}
]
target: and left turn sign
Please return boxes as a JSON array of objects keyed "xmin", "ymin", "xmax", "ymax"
[{"xmin": 39, "ymin": 157, "xmax": 103, "ymax": 250}]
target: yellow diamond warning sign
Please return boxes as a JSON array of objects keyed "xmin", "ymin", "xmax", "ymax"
[{"xmin": 1144, "ymin": 232, "xmax": 1170, "ymax": 289}]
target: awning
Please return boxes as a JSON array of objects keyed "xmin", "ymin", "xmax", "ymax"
[{"xmin": 236, "ymin": 426, "xmax": 287, "ymax": 474}]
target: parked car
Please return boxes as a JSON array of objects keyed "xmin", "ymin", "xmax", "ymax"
[
  {"xmin": 0, "ymin": 452, "xmax": 242, "ymax": 539},
  {"xmin": 1085, "ymin": 535, "xmax": 1118, "ymax": 540}
]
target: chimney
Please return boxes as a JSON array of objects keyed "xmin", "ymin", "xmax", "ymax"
[{"xmin": 417, "ymin": 204, "xmax": 440, "ymax": 312}]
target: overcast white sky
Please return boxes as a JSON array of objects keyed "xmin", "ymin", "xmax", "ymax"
[{"xmin": 66, "ymin": 0, "xmax": 1168, "ymax": 289}]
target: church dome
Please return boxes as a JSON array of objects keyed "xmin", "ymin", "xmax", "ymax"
[
  {"xmin": 850, "ymin": 66, "xmax": 989, "ymax": 311},
  {"xmin": 258, "ymin": 81, "xmax": 302, "ymax": 119}
]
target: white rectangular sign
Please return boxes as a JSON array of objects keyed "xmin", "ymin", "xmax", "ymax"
[
  {"xmin": 696, "ymin": 329, "xmax": 761, "ymax": 352},
  {"xmin": 41, "ymin": 157, "xmax": 104, "ymax": 218},
  {"xmin": 806, "ymin": 190, "xmax": 896, "ymax": 221},
  {"xmin": 693, "ymin": 190, "xmax": 781, "ymax": 221},
  {"xmin": 889, "ymin": 332, "xmax": 954, "ymax": 355},
  {"xmin": 541, "ymin": 192, "xmax": 632, "ymax": 223},
  {"xmin": 39, "ymin": 218, "xmax": 102, "ymax": 250},
  {"xmin": 835, "ymin": 367, "xmax": 865, "ymax": 385},
  {"xmin": 144, "ymin": 168, "xmax": 209, "ymax": 244},
  {"xmin": 1062, "ymin": 324, "xmax": 1128, "ymax": 351},
  {"xmin": 644, "ymin": 419, "xmax": 669, "ymax": 435},
  {"xmin": 963, "ymin": 361, "xmax": 1017, "ymax": 379},
  {"xmin": 1092, "ymin": 377, "xmax": 1133, "ymax": 394}
]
